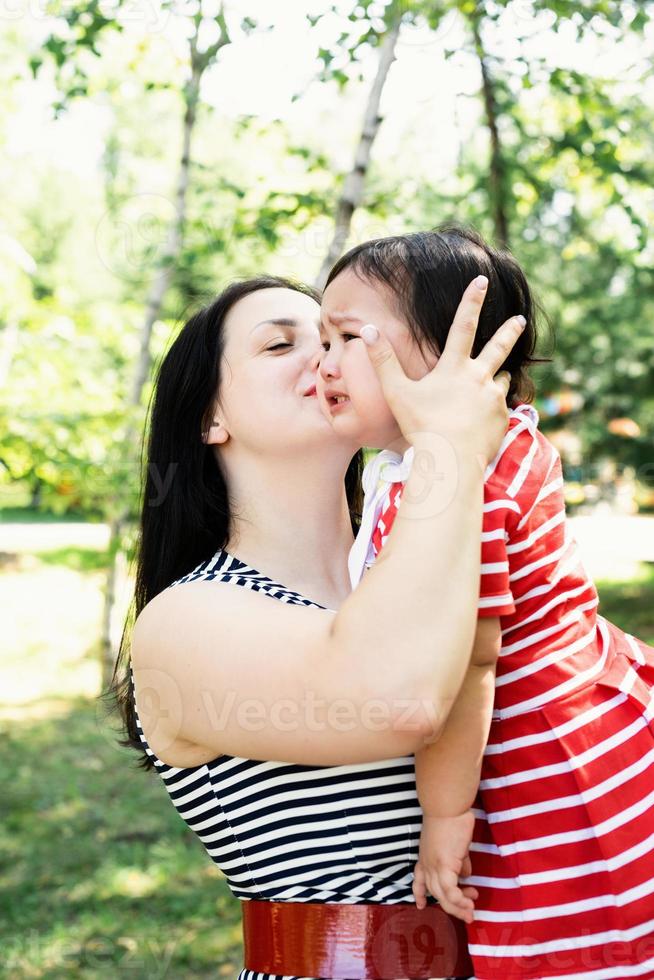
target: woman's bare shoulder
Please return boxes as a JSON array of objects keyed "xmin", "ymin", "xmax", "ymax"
[
  {"xmin": 133, "ymin": 576, "xmax": 328, "ymax": 646},
  {"xmin": 129, "ymin": 576, "xmax": 424, "ymax": 767}
]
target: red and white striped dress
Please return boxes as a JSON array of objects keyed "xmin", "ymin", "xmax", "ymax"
[{"xmin": 353, "ymin": 403, "xmax": 654, "ymax": 979}]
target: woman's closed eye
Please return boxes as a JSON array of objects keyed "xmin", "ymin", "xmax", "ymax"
[{"xmin": 267, "ymin": 341, "xmax": 292, "ymax": 352}]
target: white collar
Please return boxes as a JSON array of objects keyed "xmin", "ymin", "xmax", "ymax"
[
  {"xmin": 349, "ymin": 405, "xmax": 540, "ymax": 588},
  {"xmin": 348, "ymin": 446, "xmax": 414, "ymax": 588}
]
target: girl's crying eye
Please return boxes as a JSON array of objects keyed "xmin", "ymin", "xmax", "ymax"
[{"xmin": 321, "ymin": 333, "xmax": 357, "ymax": 352}]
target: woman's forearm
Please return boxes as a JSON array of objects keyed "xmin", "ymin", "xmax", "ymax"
[
  {"xmin": 329, "ymin": 436, "xmax": 484, "ymax": 734},
  {"xmin": 327, "ymin": 286, "xmax": 522, "ymax": 738}
]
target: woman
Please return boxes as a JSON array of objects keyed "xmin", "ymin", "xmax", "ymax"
[{"xmin": 112, "ymin": 272, "xmax": 524, "ymax": 979}]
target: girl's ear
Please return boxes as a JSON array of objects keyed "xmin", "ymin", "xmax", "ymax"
[{"xmin": 202, "ymin": 420, "xmax": 229, "ymax": 445}]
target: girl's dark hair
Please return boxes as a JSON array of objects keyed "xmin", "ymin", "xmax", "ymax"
[
  {"xmin": 326, "ymin": 225, "xmax": 550, "ymax": 406},
  {"xmin": 106, "ymin": 275, "xmax": 364, "ymax": 771}
]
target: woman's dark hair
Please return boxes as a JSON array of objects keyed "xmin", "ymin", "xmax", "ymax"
[
  {"xmin": 326, "ymin": 225, "xmax": 551, "ymax": 406},
  {"xmin": 106, "ymin": 275, "xmax": 364, "ymax": 770}
]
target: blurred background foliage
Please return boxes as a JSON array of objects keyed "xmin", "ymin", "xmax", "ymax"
[
  {"xmin": 2, "ymin": 0, "xmax": 653, "ymax": 528},
  {"xmin": 2, "ymin": 0, "xmax": 654, "ymax": 974}
]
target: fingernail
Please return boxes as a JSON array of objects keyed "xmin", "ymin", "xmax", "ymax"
[
  {"xmin": 516, "ymin": 315, "xmax": 526, "ymax": 328},
  {"xmin": 360, "ymin": 324, "xmax": 379, "ymax": 345},
  {"xmin": 475, "ymin": 275, "xmax": 488, "ymax": 290}
]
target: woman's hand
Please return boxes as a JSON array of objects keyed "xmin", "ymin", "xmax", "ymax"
[
  {"xmin": 360, "ymin": 276, "xmax": 525, "ymax": 465},
  {"xmin": 411, "ymin": 811, "xmax": 478, "ymax": 924}
]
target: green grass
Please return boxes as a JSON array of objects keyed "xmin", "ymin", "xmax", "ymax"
[
  {"xmin": 33, "ymin": 546, "xmax": 111, "ymax": 573},
  {"xmin": 0, "ymin": 506, "xmax": 94, "ymax": 524},
  {"xmin": 595, "ymin": 563, "xmax": 654, "ymax": 646},
  {"xmin": 1, "ymin": 700, "xmax": 243, "ymax": 979},
  {"xmin": 0, "ymin": 549, "xmax": 243, "ymax": 979}
]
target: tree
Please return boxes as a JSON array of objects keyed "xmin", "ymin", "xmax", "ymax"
[
  {"xmin": 314, "ymin": 9, "xmax": 402, "ymax": 288},
  {"xmin": 424, "ymin": 0, "xmax": 654, "ymax": 468},
  {"xmin": 32, "ymin": 0, "xmax": 260, "ymax": 683},
  {"xmin": 466, "ymin": 5, "xmax": 510, "ymax": 246},
  {"xmin": 101, "ymin": 6, "xmax": 235, "ymax": 688},
  {"xmin": 312, "ymin": 0, "xmax": 454, "ymax": 286}
]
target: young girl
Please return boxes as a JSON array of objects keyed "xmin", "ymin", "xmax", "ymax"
[{"xmin": 317, "ymin": 226, "xmax": 654, "ymax": 979}]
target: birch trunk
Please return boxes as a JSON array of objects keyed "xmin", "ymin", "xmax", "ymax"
[
  {"xmin": 315, "ymin": 16, "xmax": 401, "ymax": 290},
  {"xmin": 100, "ymin": 17, "xmax": 229, "ymax": 689},
  {"xmin": 129, "ymin": 59, "xmax": 201, "ymax": 405},
  {"xmin": 470, "ymin": 11, "xmax": 510, "ymax": 248},
  {"xmin": 0, "ymin": 319, "xmax": 20, "ymax": 390}
]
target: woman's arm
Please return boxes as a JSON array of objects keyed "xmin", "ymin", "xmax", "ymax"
[
  {"xmin": 132, "ymin": 282, "xmax": 525, "ymax": 768},
  {"xmin": 133, "ymin": 445, "xmax": 487, "ymax": 768}
]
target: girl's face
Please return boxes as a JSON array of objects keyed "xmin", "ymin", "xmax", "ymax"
[
  {"xmin": 206, "ymin": 287, "xmax": 359, "ymax": 459},
  {"xmin": 318, "ymin": 268, "xmax": 438, "ymax": 449}
]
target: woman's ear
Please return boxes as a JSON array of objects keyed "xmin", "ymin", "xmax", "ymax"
[{"xmin": 202, "ymin": 420, "xmax": 229, "ymax": 445}]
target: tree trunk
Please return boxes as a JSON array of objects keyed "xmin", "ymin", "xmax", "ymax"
[
  {"xmin": 469, "ymin": 12, "xmax": 510, "ymax": 248},
  {"xmin": 29, "ymin": 475, "xmax": 43, "ymax": 509},
  {"xmin": 99, "ymin": 19, "xmax": 229, "ymax": 690},
  {"xmin": 100, "ymin": 516, "xmax": 121, "ymax": 688},
  {"xmin": 314, "ymin": 16, "xmax": 402, "ymax": 290},
  {"xmin": 129, "ymin": 62, "xmax": 201, "ymax": 405},
  {"xmin": 0, "ymin": 319, "xmax": 20, "ymax": 390}
]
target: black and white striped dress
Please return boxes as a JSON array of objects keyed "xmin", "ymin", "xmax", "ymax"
[{"xmin": 131, "ymin": 549, "xmax": 424, "ymax": 980}]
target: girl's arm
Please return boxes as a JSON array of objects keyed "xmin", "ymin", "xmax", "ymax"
[
  {"xmin": 410, "ymin": 410, "xmax": 542, "ymax": 918},
  {"xmin": 412, "ymin": 617, "xmax": 501, "ymax": 921},
  {"xmin": 415, "ymin": 617, "xmax": 501, "ymax": 817}
]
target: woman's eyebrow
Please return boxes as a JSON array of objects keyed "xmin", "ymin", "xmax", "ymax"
[
  {"xmin": 252, "ymin": 317, "xmax": 297, "ymax": 332},
  {"xmin": 252, "ymin": 318, "xmax": 322, "ymax": 334}
]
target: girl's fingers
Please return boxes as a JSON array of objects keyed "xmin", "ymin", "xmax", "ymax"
[
  {"xmin": 429, "ymin": 873, "xmax": 472, "ymax": 922},
  {"xmin": 475, "ymin": 315, "xmax": 526, "ymax": 377},
  {"xmin": 412, "ymin": 862, "xmax": 428, "ymax": 910},
  {"xmin": 435, "ymin": 868, "xmax": 476, "ymax": 922},
  {"xmin": 446, "ymin": 889, "xmax": 473, "ymax": 909},
  {"xmin": 441, "ymin": 869, "xmax": 473, "ymax": 909},
  {"xmin": 437, "ymin": 893, "xmax": 473, "ymax": 923},
  {"xmin": 439, "ymin": 276, "xmax": 489, "ymax": 362}
]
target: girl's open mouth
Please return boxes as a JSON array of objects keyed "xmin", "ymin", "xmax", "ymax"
[{"xmin": 327, "ymin": 394, "xmax": 350, "ymax": 412}]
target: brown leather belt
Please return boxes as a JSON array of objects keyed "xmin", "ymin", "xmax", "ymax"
[{"xmin": 242, "ymin": 899, "xmax": 473, "ymax": 978}]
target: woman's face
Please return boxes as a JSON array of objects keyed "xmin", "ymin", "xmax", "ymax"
[
  {"xmin": 207, "ymin": 287, "xmax": 359, "ymax": 459},
  {"xmin": 318, "ymin": 268, "xmax": 437, "ymax": 449}
]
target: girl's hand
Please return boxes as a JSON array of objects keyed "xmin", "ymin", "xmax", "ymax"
[
  {"xmin": 360, "ymin": 276, "xmax": 526, "ymax": 466},
  {"xmin": 411, "ymin": 811, "xmax": 479, "ymax": 924}
]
